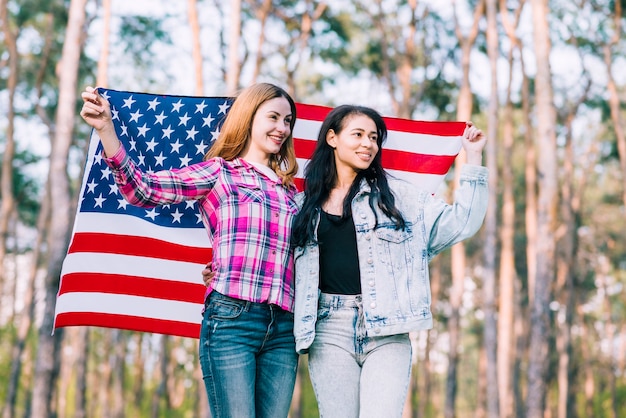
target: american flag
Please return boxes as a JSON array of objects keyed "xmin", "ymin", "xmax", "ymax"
[{"xmin": 54, "ymin": 88, "xmax": 464, "ymax": 339}]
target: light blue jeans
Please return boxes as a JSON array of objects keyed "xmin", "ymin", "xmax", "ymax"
[
  {"xmin": 199, "ymin": 291, "xmax": 298, "ymax": 418},
  {"xmin": 308, "ymin": 293, "xmax": 412, "ymax": 418}
]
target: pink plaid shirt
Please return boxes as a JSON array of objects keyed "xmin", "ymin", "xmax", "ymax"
[{"xmin": 104, "ymin": 145, "xmax": 299, "ymax": 312}]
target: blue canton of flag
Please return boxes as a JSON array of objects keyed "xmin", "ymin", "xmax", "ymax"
[{"xmin": 81, "ymin": 89, "xmax": 234, "ymax": 229}]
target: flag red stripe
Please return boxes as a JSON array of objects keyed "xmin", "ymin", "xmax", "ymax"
[
  {"xmin": 58, "ymin": 272, "xmax": 206, "ymax": 303},
  {"xmin": 68, "ymin": 232, "xmax": 212, "ymax": 264},
  {"xmin": 295, "ymin": 103, "xmax": 466, "ymax": 136},
  {"xmin": 293, "ymin": 138, "xmax": 456, "ymax": 174},
  {"xmin": 381, "ymin": 152, "xmax": 457, "ymax": 174},
  {"xmin": 54, "ymin": 312, "xmax": 200, "ymax": 339}
]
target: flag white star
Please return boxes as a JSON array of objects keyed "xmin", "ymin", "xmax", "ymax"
[
  {"xmin": 145, "ymin": 208, "xmax": 159, "ymax": 220},
  {"xmin": 162, "ymin": 125, "xmax": 174, "ymax": 139},
  {"xmin": 171, "ymin": 208, "xmax": 184, "ymax": 223},
  {"xmin": 154, "ymin": 152, "xmax": 167, "ymax": 166},
  {"xmin": 195, "ymin": 101, "xmax": 207, "ymax": 114},
  {"xmin": 111, "ymin": 108, "xmax": 119, "ymax": 121},
  {"xmin": 211, "ymin": 128, "xmax": 220, "ymax": 141},
  {"xmin": 122, "ymin": 95, "xmax": 136, "ymax": 109},
  {"xmin": 94, "ymin": 153, "xmax": 103, "ymax": 165},
  {"xmin": 129, "ymin": 109, "xmax": 142, "ymax": 123},
  {"xmin": 186, "ymin": 126, "xmax": 199, "ymax": 140},
  {"xmin": 154, "ymin": 111, "xmax": 166, "ymax": 125},
  {"xmin": 185, "ymin": 201, "xmax": 196, "ymax": 209},
  {"xmin": 86, "ymin": 179, "xmax": 98, "ymax": 193},
  {"xmin": 100, "ymin": 166, "xmax": 112, "ymax": 180},
  {"xmin": 137, "ymin": 152, "xmax": 146, "ymax": 166},
  {"xmin": 94, "ymin": 193, "xmax": 106, "ymax": 208},
  {"xmin": 117, "ymin": 198, "xmax": 129, "ymax": 209},
  {"xmin": 170, "ymin": 139, "xmax": 183, "ymax": 153},
  {"xmin": 147, "ymin": 97, "xmax": 161, "ymax": 111},
  {"xmin": 129, "ymin": 138, "xmax": 137, "ymax": 151},
  {"xmin": 179, "ymin": 113, "xmax": 191, "ymax": 126},
  {"xmin": 179, "ymin": 154, "xmax": 192, "ymax": 167},
  {"xmin": 218, "ymin": 101, "xmax": 230, "ymax": 115},
  {"xmin": 145, "ymin": 138, "xmax": 158, "ymax": 152},
  {"xmin": 202, "ymin": 113, "xmax": 215, "ymax": 127},
  {"xmin": 195, "ymin": 141, "xmax": 208, "ymax": 155},
  {"xmin": 172, "ymin": 100, "xmax": 184, "ymax": 112},
  {"xmin": 196, "ymin": 213, "xmax": 203, "ymax": 224},
  {"xmin": 109, "ymin": 183, "xmax": 119, "ymax": 195},
  {"xmin": 120, "ymin": 123, "xmax": 129, "ymax": 137},
  {"xmin": 137, "ymin": 123, "xmax": 150, "ymax": 137}
]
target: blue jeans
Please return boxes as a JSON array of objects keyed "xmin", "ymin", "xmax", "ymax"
[
  {"xmin": 199, "ymin": 292, "xmax": 298, "ymax": 418},
  {"xmin": 308, "ymin": 293, "xmax": 412, "ymax": 418}
]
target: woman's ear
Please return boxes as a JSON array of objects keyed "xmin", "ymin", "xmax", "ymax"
[{"xmin": 326, "ymin": 129, "xmax": 337, "ymax": 149}]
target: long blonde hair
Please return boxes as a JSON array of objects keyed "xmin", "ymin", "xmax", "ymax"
[{"xmin": 205, "ymin": 83, "xmax": 299, "ymax": 188}]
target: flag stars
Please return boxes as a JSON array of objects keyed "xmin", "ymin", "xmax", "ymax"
[
  {"xmin": 172, "ymin": 100, "xmax": 184, "ymax": 113},
  {"xmin": 154, "ymin": 111, "xmax": 166, "ymax": 125},
  {"xmin": 179, "ymin": 154, "xmax": 192, "ymax": 167},
  {"xmin": 137, "ymin": 123, "xmax": 150, "ymax": 137},
  {"xmin": 100, "ymin": 166, "xmax": 112, "ymax": 180},
  {"xmin": 196, "ymin": 213, "xmax": 203, "ymax": 224},
  {"xmin": 93, "ymin": 153, "xmax": 103, "ymax": 165},
  {"xmin": 147, "ymin": 97, "xmax": 161, "ymax": 111},
  {"xmin": 218, "ymin": 101, "xmax": 230, "ymax": 115},
  {"xmin": 86, "ymin": 179, "xmax": 98, "ymax": 193},
  {"xmin": 117, "ymin": 199, "xmax": 129, "ymax": 210},
  {"xmin": 137, "ymin": 153, "xmax": 146, "ymax": 166},
  {"xmin": 94, "ymin": 193, "xmax": 106, "ymax": 208},
  {"xmin": 129, "ymin": 109, "xmax": 142, "ymax": 123},
  {"xmin": 211, "ymin": 128, "xmax": 220, "ymax": 142},
  {"xmin": 195, "ymin": 101, "xmax": 207, "ymax": 114},
  {"xmin": 171, "ymin": 209, "xmax": 184, "ymax": 223},
  {"xmin": 162, "ymin": 125, "xmax": 174, "ymax": 139},
  {"xmin": 120, "ymin": 123, "xmax": 129, "ymax": 137},
  {"xmin": 145, "ymin": 138, "xmax": 158, "ymax": 152},
  {"xmin": 129, "ymin": 138, "xmax": 137, "ymax": 151},
  {"xmin": 111, "ymin": 108, "xmax": 119, "ymax": 121},
  {"xmin": 170, "ymin": 139, "xmax": 183, "ymax": 154},
  {"xmin": 145, "ymin": 208, "xmax": 159, "ymax": 221},
  {"xmin": 186, "ymin": 126, "xmax": 199, "ymax": 141},
  {"xmin": 185, "ymin": 201, "xmax": 196, "ymax": 210},
  {"xmin": 154, "ymin": 152, "xmax": 167, "ymax": 167},
  {"xmin": 122, "ymin": 95, "xmax": 136, "ymax": 109},
  {"xmin": 109, "ymin": 183, "xmax": 119, "ymax": 195},
  {"xmin": 195, "ymin": 141, "xmax": 208, "ymax": 155},
  {"xmin": 202, "ymin": 113, "xmax": 215, "ymax": 128},
  {"xmin": 179, "ymin": 113, "xmax": 191, "ymax": 127}
]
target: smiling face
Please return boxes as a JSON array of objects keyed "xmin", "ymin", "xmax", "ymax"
[
  {"xmin": 242, "ymin": 97, "xmax": 293, "ymax": 166},
  {"xmin": 326, "ymin": 114, "xmax": 380, "ymax": 178}
]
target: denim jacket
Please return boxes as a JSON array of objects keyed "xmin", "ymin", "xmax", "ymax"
[{"xmin": 293, "ymin": 164, "xmax": 488, "ymax": 354}]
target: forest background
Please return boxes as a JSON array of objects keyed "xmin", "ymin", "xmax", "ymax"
[{"xmin": 0, "ymin": 0, "xmax": 625, "ymax": 417}]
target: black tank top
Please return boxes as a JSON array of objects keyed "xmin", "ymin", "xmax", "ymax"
[{"xmin": 318, "ymin": 210, "xmax": 361, "ymax": 295}]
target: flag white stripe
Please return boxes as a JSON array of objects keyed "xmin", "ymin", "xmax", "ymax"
[
  {"xmin": 294, "ymin": 119, "xmax": 462, "ymax": 155},
  {"xmin": 61, "ymin": 252, "xmax": 206, "ymax": 283},
  {"xmin": 55, "ymin": 293, "xmax": 201, "ymax": 324},
  {"xmin": 70, "ymin": 212, "xmax": 211, "ymax": 247}
]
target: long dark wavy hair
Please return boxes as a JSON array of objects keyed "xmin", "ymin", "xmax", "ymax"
[{"xmin": 291, "ymin": 105, "xmax": 406, "ymax": 248}]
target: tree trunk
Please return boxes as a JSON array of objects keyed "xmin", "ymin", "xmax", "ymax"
[
  {"xmin": 188, "ymin": 0, "xmax": 204, "ymax": 95},
  {"xmin": 526, "ymin": 0, "xmax": 558, "ymax": 416},
  {"xmin": 250, "ymin": 0, "xmax": 272, "ymax": 84},
  {"xmin": 447, "ymin": 2, "xmax": 484, "ymax": 417},
  {"xmin": 483, "ymin": 1, "xmax": 499, "ymax": 416},
  {"xmin": 0, "ymin": 0, "xmax": 18, "ymax": 287},
  {"xmin": 31, "ymin": 0, "xmax": 88, "ymax": 416},
  {"xmin": 96, "ymin": 0, "xmax": 111, "ymax": 88},
  {"xmin": 226, "ymin": 0, "xmax": 242, "ymax": 95}
]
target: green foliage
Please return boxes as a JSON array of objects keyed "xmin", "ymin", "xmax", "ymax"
[
  {"xmin": 118, "ymin": 16, "xmax": 172, "ymax": 68},
  {"xmin": 0, "ymin": 147, "xmax": 41, "ymax": 229}
]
